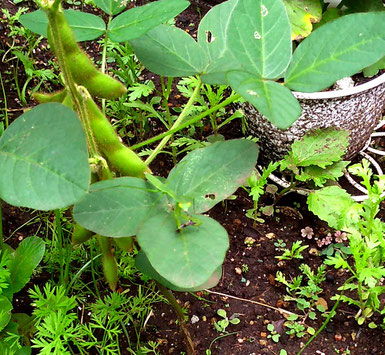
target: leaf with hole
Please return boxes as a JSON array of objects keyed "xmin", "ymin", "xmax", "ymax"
[
  {"xmin": 0, "ymin": 103, "xmax": 90, "ymax": 210},
  {"xmin": 108, "ymin": 0, "xmax": 189, "ymax": 42},
  {"xmin": 73, "ymin": 177, "xmax": 168, "ymax": 237},
  {"xmin": 166, "ymin": 139, "xmax": 258, "ymax": 213},
  {"xmin": 226, "ymin": 70, "xmax": 301, "ymax": 129},
  {"xmin": 285, "ymin": 12, "xmax": 385, "ymax": 92},
  {"xmin": 137, "ymin": 213, "xmax": 228, "ymax": 288},
  {"xmin": 226, "ymin": 0, "xmax": 292, "ymax": 79}
]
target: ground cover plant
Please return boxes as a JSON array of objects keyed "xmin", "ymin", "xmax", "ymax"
[{"xmin": 1, "ymin": 0, "xmax": 385, "ymax": 354}]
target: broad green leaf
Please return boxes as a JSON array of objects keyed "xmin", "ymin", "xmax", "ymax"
[
  {"xmin": 283, "ymin": 0, "xmax": 322, "ymax": 40},
  {"xmin": 108, "ymin": 0, "xmax": 189, "ymax": 42},
  {"xmin": 137, "ymin": 213, "xmax": 228, "ymax": 288},
  {"xmin": 226, "ymin": 0, "xmax": 292, "ymax": 79},
  {"xmin": 130, "ymin": 25, "xmax": 208, "ymax": 77},
  {"xmin": 281, "ymin": 129, "xmax": 350, "ymax": 171},
  {"xmin": 285, "ymin": 12, "xmax": 385, "ymax": 92},
  {"xmin": 3, "ymin": 237, "xmax": 45, "ymax": 297},
  {"xmin": 226, "ymin": 71, "xmax": 301, "ymax": 129},
  {"xmin": 167, "ymin": 139, "xmax": 258, "ymax": 214},
  {"xmin": 73, "ymin": 177, "xmax": 168, "ymax": 237},
  {"xmin": 0, "ymin": 296, "xmax": 12, "ymax": 332},
  {"xmin": 197, "ymin": 0, "xmax": 241, "ymax": 84},
  {"xmin": 307, "ymin": 186, "xmax": 355, "ymax": 229},
  {"xmin": 19, "ymin": 10, "xmax": 106, "ymax": 41},
  {"xmin": 93, "ymin": 0, "xmax": 125, "ymax": 16},
  {"xmin": 0, "ymin": 103, "xmax": 90, "ymax": 210},
  {"xmin": 135, "ymin": 250, "xmax": 222, "ymax": 291}
]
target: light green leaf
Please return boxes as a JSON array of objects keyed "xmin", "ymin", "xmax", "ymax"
[
  {"xmin": 297, "ymin": 161, "xmax": 349, "ymax": 187},
  {"xmin": 4, "ymin": 236, "xmax": 45, "ymax": 296},
  {"xmin": 135, "ymin": 250, "xmax": 222, "ymax": 291},
  {"xmin": 137, "ymin": 213, "xmax": 228, "ymax": 288},
  {"xmin": 167, "ymin": 139, "xmax": 258, "ymax": 213},
  {"xmin": 226, "ymin": 70, "xmax": 301, "ymax": 129},
  {"xmin": 285, "ymin": 12, "xmax": 385, "ymax": 92},
  {"xmin": 363, "ymin": 56, "xmax": 385, "ymax": 77},
  {"xmin": 93, "ymin": 0, "xmax": 125, "ymax": 16},
  {"xmin": 281, "ymin": 129, "xmax": 350, "ymax": 170},
  {"xmin": 283, "ymin": 0, "xmax": 322, "ymax": 40},
  {"xmin": 227, "ymin": 0, "xmax": 292, "ymax": 79},
  {"xmin": 197, "ymin": 0, "xmax": 241, "ymax": 84},
  {"xmin": 0, "ymin": 296, "xmax": 12, "ymax": 332},
  {"xmin": 0, "ymin": 103, "xmax": 90, "ymax": 210},
  {"xmin": 109, "ymin": 0, "xmax": 189, "ymax": 42},
  {"xmin": 217, "ymin": 309, "xmax": 227, "ymax": 318},
  {"xmin": 307, "ymin": 186, "xmax": 355, "ymax": 229},
  {"xmin": 19, "ymin": 10, "xmax": 106, "ymax": 41},
  {"xmin": 130, "ymin": 25, "xmax": 208, "ymax": 77},
  {"xmin": 73, "ymin": 177, "xmax": 168, "ymax": 238}
]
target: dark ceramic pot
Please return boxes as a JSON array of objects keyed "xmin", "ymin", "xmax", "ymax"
[{"xmin": 242, "ymin": 73, "xmax": 385, "ymax": 162}]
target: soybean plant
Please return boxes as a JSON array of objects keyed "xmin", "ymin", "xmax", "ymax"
[{"xmin": 0, "ymin": 1, "xmax": 259, "ymax": 353}]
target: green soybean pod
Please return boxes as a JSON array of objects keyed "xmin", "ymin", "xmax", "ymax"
[
  {"xmin": 48, "ymin": 11, "xmax": 126, "ymax": 100},
  {"xmin": 72, "ymin": 223, "xmax": 94, "ymax": 246},
  {"xmin": 85, "ymin": 97, "xmax": 150, "ymax": 178},
  {"xmin": 114, "ymin": 237, "xmax": 134, "ymax": 252},
  {"xmin": 33, "ymin": 89, "xmax": 67, "ymax": 104},
  {"xmin": 96, "ymin": 235, "xmax": 118, "ymax": 290}
]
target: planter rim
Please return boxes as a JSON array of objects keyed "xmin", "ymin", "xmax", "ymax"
[{"xmin": 293, "ymin": 72, "xmax": 385, "ymax": 100}]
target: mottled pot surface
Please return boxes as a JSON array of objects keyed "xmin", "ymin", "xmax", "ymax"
[{"xmin": 244, "ymin": 73, "xmax": 385, "ymax": 162}]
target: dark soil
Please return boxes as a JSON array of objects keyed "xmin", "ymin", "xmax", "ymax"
[{"xmin": 1, "ymin": 0, "xmax": 385, "ymax": 354}]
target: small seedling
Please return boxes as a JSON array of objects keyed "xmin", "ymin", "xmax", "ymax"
[
  {"xmin": 276, "ymin": 240, "xmax": 309, "ymax": 260},
  {"xmin": 267, "ymin": 323, "xmax": 280, "ymax": 343},
  {"xmin": 274, "ymin": 239, "xmax": 287, "ymax": 251},
  {"xmin": 213, "ymin": 309, "xmax": 240, "ymax": 333}
]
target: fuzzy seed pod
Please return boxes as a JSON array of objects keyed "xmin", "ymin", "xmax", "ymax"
[
  {"xmin": 71, "ymin": 223, "xmax": 94, "ymax": 245},
  {"xmin": 96, "ymin": 235, "xmax": 118, "ymax": 291},
  {"xmin": 33, "ymin": 89, "xmax": 67, "ymax": 104},
  {"xmin": 114, "ymin": 237, "xmax": 134, "ymax": 252}
]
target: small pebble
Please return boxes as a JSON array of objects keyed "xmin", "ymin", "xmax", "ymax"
[
  {"xmin": 191, "ymin": 315, "xmax": 199, "ymax": 324},
  {"xmin": 235, "ymin": 267, "xmax": 242, "ymax": 275},
  {"xmin": 326, "ymin": 274, "xmax": 335, "ymax": 283},
  {"xmin": 265, "ymin": 232, "xmax": 275, "ymax": 239},
  {"xmin": 334, "ymin": 333, "xmax": 342, "ymax": 341},
  {"xmin": 326, "ymin": 325, "xmax": 334, "ymax": 333}
]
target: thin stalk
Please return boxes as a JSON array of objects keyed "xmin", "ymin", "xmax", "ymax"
[
  {"xmin": 155, "ymin": 281, "xmax": 195, "ymax": 355},
  {"xmin": 0, "ymin": 72, "xmax": 8, "ymax": 128},
  {"xmin": 133, "ymin": 92, "xmax": 240, "ymax": 151},
  {"xmin": 101, "ymin": 16, "xmax": 112, "ymax": 114},
  {"xmin": 55, "ymin": 210, "xmax": 65, "ymax": 285},
  {"xmin": 90, "ymin": 246, "xmax": 101, "ymax": 299},
  {"xmin": 145, "ymin": 77, "xmax": 202, "ymax": 165}
]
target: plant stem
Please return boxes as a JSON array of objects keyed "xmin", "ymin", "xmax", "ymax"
[
  {"xmin": 144, "ymin": 77, "xmax": 203, "ymax": 165},
  {"xmin": 101, "ymin": 16, "xmax": 112, "ymax": 114},
  {"xmin": 132, "ymin": 93, "xmax": 241, "ymax": 151},
  {"xmin": 155, "ymin": 281, "xmax": 195, "ymax": 355},
  {"xmin": 0, "ymin": 71, "xmax": 8, "ymax": 128},
  {"xmin": 0, "ymin": 200, "xmax": 3, "ymax": 251},
  {"xmin": 55, "ymin": 209, "xmax": 65, "ymax": 285}
]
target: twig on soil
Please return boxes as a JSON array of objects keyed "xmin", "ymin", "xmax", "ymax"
[{"xmin": 204, "ymin": 289, "xmax": 301, "ymax": 318}]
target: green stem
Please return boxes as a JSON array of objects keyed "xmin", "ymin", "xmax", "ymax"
[
  {"xmin": 0, "ymin": 71, "xmax": 8, "ymax": 128},
  {"xmin": 101, "ymin": 16, "xmax": 112, "ymax": 114},
  {"xmin": 132, "ymin": 93, "xmax": 241, "ymax": 151},
  {"xmin": 55, "ymin": 210, "xmax": 65, "ymax": 285},
  {"xmin": 0, "ymin": 200, "xmax": 3, "ymax": 251},
  {"xmin": 145, "ymin": 77, "xmax": 203, "ymax": 165},
  {"xmin": 155, "ymin": 281, "xmax": 195, "ymax": 355}
]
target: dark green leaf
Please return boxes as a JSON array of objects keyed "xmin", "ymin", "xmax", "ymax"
[
  {"xmin": 285, "ymin": 12, "xmax": 385, "ymax": 92},
  {"xmin": 73, "ymin": 177, "xmax": 168, "ymax": 237},
  {"xmin": 19, "ymin": 10, "xmax": 106, "ymax": 41},
  {"xmin": 93, "ymin": 0, "xmax": 125, "ymax": 16},
  {"xmin": 167, "ymin": 139, "xmax": 258, "ymax": 213},
  {"xmin": 340, "ymin": 0, "xmax": 385, "ymax": 13},
  {"xmin": 0, "ymin": 103, "xmax": 90, "ymax": 210},
  {"xmin": 226, "ymin": 70, "xmax": 301, "ymax": 129},
  {"xmin": 130, "ymin": 25, "xmax": 208, "ymax": 77},
  {"xmin": 137, "ymin": 213, "xmax": 228, "ymax": 288},
  {"xmin": 135, "ymin": 250, "xmax": 222, "ymax": 291},
  {"xmin": 109, "ymin": 0, "xmax": 189, "ymax": 42}
]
